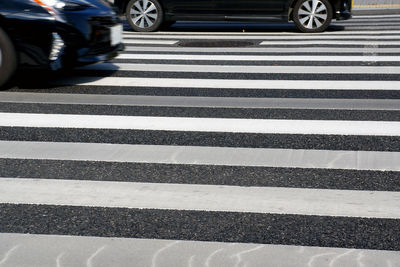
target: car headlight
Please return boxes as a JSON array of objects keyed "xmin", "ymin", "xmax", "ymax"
[{"xmin": 32, "ymin": 0, "xmax": 93, "ymax": 13}]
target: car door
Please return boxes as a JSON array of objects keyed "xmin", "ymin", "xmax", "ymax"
[
  {"xmin": 162, "ymin": 0, "xmax": 217, "ymax": 17},
  {"xmin": 215, "ymin": 0, "xmax": 287, "ymax": 18}
]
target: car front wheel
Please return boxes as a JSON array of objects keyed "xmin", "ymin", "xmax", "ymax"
[
  {"xmin": 293, "ymin": 0, "xmax": 333, "ymax": 33},
  {"xmin": 126, "ymin": 0, "xmax": 164, "ymax": 32},
  {"xmin": 0, "ymin": 27, "xmax": 17, "ymax": 88}
]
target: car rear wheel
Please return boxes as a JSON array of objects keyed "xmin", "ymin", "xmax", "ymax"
[
  {"xmin": 0, "ymin": 27, "xmax": 17, "ymax": 88},
  {"xmin": 126, "ymin": 0, "xmax": 164, "ymax": 32},
  {"xmin": 293, "ymin": 0, "xmax": 332, "ymax": 33}
]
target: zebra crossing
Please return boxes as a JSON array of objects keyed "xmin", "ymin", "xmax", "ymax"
[{"xmin": 0, "ymin": 14, "xmax": 399, "ymax": 266}]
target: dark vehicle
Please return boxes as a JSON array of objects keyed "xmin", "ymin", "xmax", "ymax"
[
  {"xmin": 113, "ymin": 0, "xmax": 351, "ymax": 33},
  {"xmin": 0, "ymin": 0, "xmax": 124, "ymax": 87}
]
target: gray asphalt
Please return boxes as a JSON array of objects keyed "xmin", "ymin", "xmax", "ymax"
[
  {"xmin": 8, "ymin": 85, "xmax": 400, "ymax": 99},
  {"xmin": 1, "ymin": 204, "xmax": 399, "ymax": 251},
  {"xmin": 1, "ymin": 103, "xmax": 400, "ymax": 120},
  {"xmin": 1, "ymin": 13, "xmax": 400, "ymax": 265},
  {"xmin": 1, "ymin": 127, "xmax": 399, "ymax": 151},
  {"xmin": 69, "ymin": 69, "xmax": 400, "ymax": 80},
  {"xmin": 1, "ymin": 159, "xmax": 399, "ymax": 191}
]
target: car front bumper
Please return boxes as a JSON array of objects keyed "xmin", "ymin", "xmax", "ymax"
[
  {"xmin": 75, "ymin": 43, "xmax": 124, "ymax": 65},
  {"xmin": 9, "ymin": 6, "xmax": 124, "ymax": 70}
]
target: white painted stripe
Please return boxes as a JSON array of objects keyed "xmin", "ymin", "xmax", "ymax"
[
  {"xmin": 2, "ymin": 233, "xmax": 400, "ymax": 267},
  {"xmin": 81, "ymin": 62, "xmax": 400, "ymax": 74},
  {"xmin": 123, "ymin": 35, "xmax": 400, "ymax": 43},
  {"xmin": 336, "ymin": 19, "xmax": 400, "ymax": 22},
  {"xmin": 259, "ymin": 41, "xmax": 400, "ymax": 45},
  {"xmin": 2, "ymin": 92, "xmax": 399, "ymax": 110},
  {"xmin": 124, "ymin": 46, "xmax": 400, "ymax": 53},
  {"xmin": 117, "ymin": 54, "xmax": 400, "ymax": 62},
  {"xmin": 345, "ymin": 26, "xmax": 400, "ymax": 31},
  {"xmin": 123, "ymin": 34, "xmax": 400, "ymax": 40},
  {"xmin": 347, "ymin": 18, "xmax": 400, "ymax": 22},
  {"xmin": 333, "ymin": 22, "xmax": 400, "ymax": 26},
  {"xmin": 353, "ymin": 14, "xmax": 400, "ymax": 18},
  {"xmin": 1, "ymin": 113, "xmax": 400, "ymax": 136},
  {"xmin": 52, "ymin": 77, "xmax": 400, "ymax": 91},
  {"xmin": 0, "ymin": 178, "xmax": 399, "ymax": 218},
  {"xmin": 0, "ymin": 141, "xmax": 399, "ymax": 171},
  {"xmin": 123, "ymin": 29, "xmax": 400, "ymax": 35},
  {"xmin": 122, "ymin": 39, "xmax": 178, "ymax": 45}
]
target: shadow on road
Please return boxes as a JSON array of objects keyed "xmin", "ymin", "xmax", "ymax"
[{"xmin": 1, "ymin": 65, "xmax": 119, "ymax": 91}]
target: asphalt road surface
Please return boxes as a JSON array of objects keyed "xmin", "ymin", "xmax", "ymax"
[{"xmin": 0, "ymin": 14, "xmax": 400, "ymax": 267}]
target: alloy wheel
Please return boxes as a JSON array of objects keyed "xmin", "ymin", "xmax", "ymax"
[
  {"xmin": 129, "ymin": 0, "xmax": 159, "ymax": 29},
  {"xmin": 297, "ymin": 0, "xmax": 328, "ymax": 30}
]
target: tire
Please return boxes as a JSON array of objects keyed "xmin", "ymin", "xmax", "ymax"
[
  {"xmin": 125, "ymin": 0, "xmax": 164, "ymax": 32},
  {"xmin": 293, "ymin": 0, "xmax": 332, "ymax": 33},
  {"xmin": 0, "ymin": 27, "xmax": 17, "ymax": 88}
]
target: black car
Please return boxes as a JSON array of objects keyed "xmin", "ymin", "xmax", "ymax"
[
  {"xmin": 0, "ymin": 0, "xmax": 124, "ymax": 87},
  {"xmin": 112, "ymin": 0, "xmax": 351, "ymax": 33}
]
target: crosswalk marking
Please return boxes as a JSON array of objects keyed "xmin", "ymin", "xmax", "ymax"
[
  {"xmin": 259, "ymin": 40, "xmax": 400, "ymax": 45},
  {"xmin": 52, "ymin": 77, "xmax": 400, "ymax": 90},
  {"xmin": 1, "ymin": 113, "xmax": 400, "ymax": 136},
  {"xmin": 340, "ymin": 26, "xmax": 400, "ymax": 30},
  {"xmin": 1, "ymin": 93, "xmax": 399, "ymax": 110},
  {"xmin": 334, "ymin": 22, "xmax": 400, "ymax": 26},
  {"xmin": 339, "ymin": 20, "xmax": 399, "ymax": 24},
  {"xmin": 117, "ymin": 54, "xmax": 400, "ymax": 62},
  {"xmin": 123, "ymin": 30, "xmax": 400, "ymax": 35},
  {"xmin": 1, "ymin": 178, "xmax": 399, "ymax": 218},
  {"xmin": 353, "ymin": 14, "xmax": 400, "ymax": 18},
  {"xmin": 123, "ymin": 39, "xmax": 179, "ymax": 45},
  {"xmin": 1, "ymin": 14, "xmax": 400, "ymax": 262},
  {"xmin": 2, "ymin": 233, "xmax": 399, "ymax": 267},
  {"xmin": 340, "ymin": 18, "xmax": 400, "ymax": 22},
  {"xmin": 1, "ymin": 141, "xmax": 399, "ymax": 171},
  {"xmin": 123, "ymin": 35, "xmax": 400, "ymax": 40},
  {"xmin": 123, "ymin": 46, "xmax": 400, "ymax": 53},
  {"xmin": 80, "ymin": 63, "xmax": 400, "ymax": 74},
  {"xmin": 123, "ymin": 37, "xmax": 400, "ymax": 46}
]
